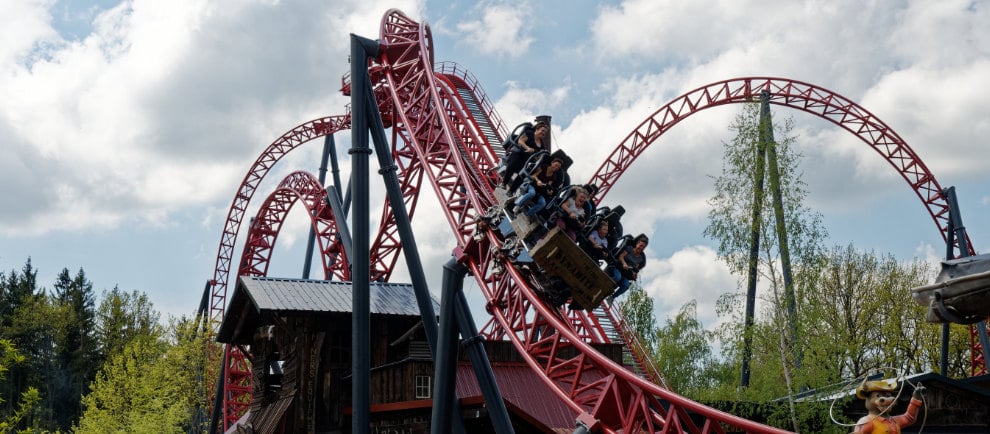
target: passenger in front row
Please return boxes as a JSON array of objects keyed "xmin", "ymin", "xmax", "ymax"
[{"xmin": 608, "ymin": 234, "xmax": 648, "ymax": 303}]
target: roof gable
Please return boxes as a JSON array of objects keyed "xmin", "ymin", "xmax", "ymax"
[
  {"xmin": 240, "ymin": 276, "xmax": 434, "ymax": 315},
  {"xmin": 217, "ymin": 276, "xmax": 439, "ymax": 343}
]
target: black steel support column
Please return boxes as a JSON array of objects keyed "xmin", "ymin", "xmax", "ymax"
[
  {"xmin": 343, "ymin": 171, "xmax": 353, "ymax": 216},
  {"xmin": 942, "ymin": 187, "xmax": 990, "ymax": 373},
  {"xmin": 978, "ymin": 321, "xmax": 990, "ymax": 375},
  {"xmin": 741, "ymin": 105, "xmax": 767, "ymax": 388},
  {"xmin": 328, "ymin": 133, "xmax": 344, "ymax": 207},
  {"xmin": 453, "ymin": 265, "xmax": 515, "ymax": 434},
  {"xmin": 303, "ymin": 135, "xmax": 335, "ymax": 279},
  {"xmin": 324, "ymin": 186, "xmax": 353, "ymax": 264},
  {"xmin": 208, "ymin": 349, "xmax": 227, "ymax": 434},
  {"xmin": 349, "ymin": 33, "xmax": 377, "ymax": 434},
  {"xmin": 942, "ymin": 187, "xmax": 958, "ymax": 374},
  {"xmin": 362, "ymin": 83, "xmax": 441, "ymax": 354},
  {"xmin": 432, "ymin": 259, "xmax": 463, "ymax": 434}
]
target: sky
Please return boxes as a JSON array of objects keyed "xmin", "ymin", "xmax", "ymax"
[{"xmin": 2, "ymin": 0, "xmax": 989, "ymax": 333}]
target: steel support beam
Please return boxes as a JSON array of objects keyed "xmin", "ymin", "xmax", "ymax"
[{"xmin": 349, "ymin": 33, "xmax": 378, "ymax": 434}]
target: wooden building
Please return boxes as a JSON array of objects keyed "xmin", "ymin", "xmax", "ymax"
[{"xmin": 216, "ymin": 276, "xmax": 623, "ymax": 433}]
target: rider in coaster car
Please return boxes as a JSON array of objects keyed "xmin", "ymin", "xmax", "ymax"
[
  {"xmin": 501, "ymin": 120, "xmax": 550, "ymax": 191},
  {"xmin": 608, "ymin": 233, "xmax": 648, "ymax": 302},
  {"xmin": 579, "ymin": 205, "xmax": 625, "ymax": 265},
  {"xmin": 555, "ymin": 186, "xmax": 589, "ymax": 241},
  {"xmin": 513, "ymin": 155, "xmax": 566, "ymax": 218},
  {"xmin": 582, "ymin": 220, "xmax": 611, "ymax": 263}
]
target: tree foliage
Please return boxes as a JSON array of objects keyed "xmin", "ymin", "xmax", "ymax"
[
  {"xmin": 652, "ymin": 300, "xmax": 725, "ymax": 392},
  {"xmin": 0, "ymin": 339, "xmax": 41, "ymax": 434},
  {"xmin": 704, "ymin": 103, "xmax": 826, "ymax": 278},
  {"xmin": 652, "ymin": 102, "xmax": 974, "ymax": 432},
  {"xmin": 0, "ymin": 259, "xmax": 56, "ymax": 431},
  {"xmin": 95, "ymin": 287, "xmax": 160, "ymax": 362},
  {"xmin": 75, "ymin": 316, "xmax": 208, "ymax": 434},
  {"xmin": 49, "ymin": 267, "xmax": 100, "ymax": 428},
  {"xmin": 619, "ymin": 283, "xmax": 658, "ymax": 354},
  {"xmin": 702, "ymin": 102, "xmax": 826, "ymax": 422},
  {"xmin": 797, "ymin": 245, "xmax": 970, "ymax": 381},
  {"xmin": 0, "ymin": 258, "xmax": 208, "ymax": 432}
]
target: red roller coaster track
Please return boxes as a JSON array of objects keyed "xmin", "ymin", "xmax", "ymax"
[{"xmin": 208, "ymin": 8, "xmax": 985, "ymax": 433}]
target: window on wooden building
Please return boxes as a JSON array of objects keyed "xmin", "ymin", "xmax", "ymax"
[{"xmin": 415, "ymin": 375, "xmax": 431, "ymax": 399}]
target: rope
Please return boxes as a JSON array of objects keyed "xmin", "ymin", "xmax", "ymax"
[{"xmin": 827, "ymin": 366, "xmax": 929, "ymax": 433}]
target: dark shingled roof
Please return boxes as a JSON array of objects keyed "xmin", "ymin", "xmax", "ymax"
[
  {"xmin": 239, "ymin": 276, "xmax": 434, "ymax": 316},
  {"xmin": 217, "ymin": 276, "xmax": 439, "ymax": 344}
]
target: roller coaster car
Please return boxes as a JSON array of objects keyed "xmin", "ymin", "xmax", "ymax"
[
  {"xmin": 524, "ymin": 149, "xmax": 572, "ymax": 177},
  {"xmin": 528, "ymin": 226, "xmax": 616, "ymax": 311},
  {"xmin": 491, "ymin": 182, "xmax": 619, "ymax": 311},
  {"xmin": 911, "ymin": 252, "xmax": 990, "ymax": 324},
  {"xmin": 501, "ymin": 139, "xmax": 572, "ymax": 195}
]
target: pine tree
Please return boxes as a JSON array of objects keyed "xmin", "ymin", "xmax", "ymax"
[
  {"xmin": 0, "ymin": 259, "xmax": 44, "ymax": 422},
  {"xmin": 0, "ymin": 258, "xmax": 64, "ymax": 431},
  {"xmin": 95, "ymin": 286, "xmax": 160, "ymax": 363},
  {"xmin": 51, "ymin": 268, "xmax": 99, "ymax": 429}
]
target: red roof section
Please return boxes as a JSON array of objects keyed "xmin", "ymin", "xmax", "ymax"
[{"xmin": 456, "ymin": 362, "xmax": 586, "ymax": 432}]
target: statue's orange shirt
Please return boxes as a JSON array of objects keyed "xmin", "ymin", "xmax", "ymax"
[{"xmin": 853, "ymin": 399, "xmax": 922, "ymax": 434}]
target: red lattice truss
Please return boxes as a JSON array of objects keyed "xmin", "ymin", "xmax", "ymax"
[{"xmin": 207, "ymin": 9, "xmax": 985, "ymax": 433}]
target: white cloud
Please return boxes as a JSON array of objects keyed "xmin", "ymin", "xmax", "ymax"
[
  {"xmin": 0, "ymin": 0, "xmax": 425, "ymax": 236},
  {"xmin": 455, "ymin": 3, "xmax": 533, "ymax": 57},
  {"xmin": 591, "ymin": 0, "xmax": 743, "ymax": 63},
  {"xmin": 494, "ymin": 81, "xmax": 570, "ymax": 123},
  {"xmin": 639, "ymin": 244, "xmax": 736, "ymax": 328},
  {"xmin": 913, "ymin": 242, "xmax": 942, "ymax": 264},
  {"xmin": 0, "ymin": 0, "xmax": 58, "ymax": 66},
  {"xmin": 860, "ymin": 60, "xmax": 990, "ymax": 177},
  {"xmin": 888, "ymin": 1, "xmax": 990, "ymax": 68}
]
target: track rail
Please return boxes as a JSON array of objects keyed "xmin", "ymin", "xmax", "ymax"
[
  {"xmin": 220, "ymin": 171, "xmax": 350, "ymax": 427},
  {"xmin": 208, "ymin": 8, "xmax": 984, "ymax": 432},
  {"xmin": 588, "ymin": 78, "xmax": 984, "ymax": 376},
  {"xmin": 208, "ymin": 116, "xmax": 351, "ymax": 328},
  {"xmin": 371, "ymin": 9, "xmax": 790, "ymax": 433}
]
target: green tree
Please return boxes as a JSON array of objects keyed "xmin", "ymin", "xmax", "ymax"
[
  {"xmin": 76, "ymin": 316, "xmax": 209, "ymax": 434},
  {"xmin": 0, "ymin": 259, "xmax": 61, "ymax": 431},
  {"xmin": 619, "ymin": 283, "xmax": 658, "ymax": 354},
  {"xmin": 49, "ymin": 268, "xmax": 99, "ymax": 429},
  {"xmin": 0, "ymin": 339, "xmax": 42, "ymax": 434},
  {"xmin": 704, "ymin": 102, "xmax": 826, "ymax": 430},
  {"xmin": 704, "ymin": 104, "xmax": 825, "ymax": 280},
  {"xmin": 652, "ymin": 300, "xmax": 720, "ymax": 392},
  {"xmin": 797, "ymin": 245, "xmax": 969, "ymax": 381},
  {"xmin": 95, "ymin": 287, "xmax": 160, "ymax": 362}
]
